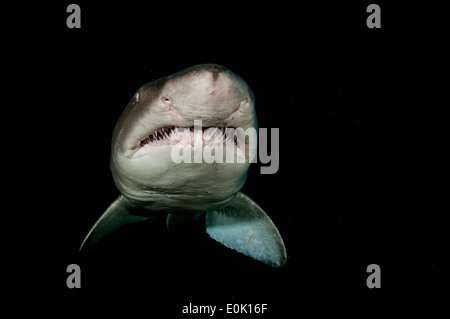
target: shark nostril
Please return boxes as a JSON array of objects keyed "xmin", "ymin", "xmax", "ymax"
[
  {"xmin": 241, "ymin": 97, "xmax": 249, "ymax": 105},
  {"xmin": 161, "ymin": 96, "xmax": 172, "ymax": 106}
]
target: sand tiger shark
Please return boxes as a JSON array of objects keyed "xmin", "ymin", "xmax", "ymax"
[{"xmin": 80, "ymin": 64, "xmax": 287, "ymax": 267}]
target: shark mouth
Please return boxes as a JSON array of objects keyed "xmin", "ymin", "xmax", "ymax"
[{"xmin": 139, "ymin": 126, "xmax": 239, "ymax": 148}]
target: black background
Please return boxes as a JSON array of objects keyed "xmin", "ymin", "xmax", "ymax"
[{"xmin": 2, "ymin": 1, "xmax": 448, "ymax": 302}]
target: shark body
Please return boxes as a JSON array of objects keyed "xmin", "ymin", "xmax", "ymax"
[{"xmin": 80, "ymin": 64, "xmax": 286, "ymax": 267}]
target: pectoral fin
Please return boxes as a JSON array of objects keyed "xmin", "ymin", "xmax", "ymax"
[
  {"xmin": 80, "ymin": 195, "xmax": 152, "ymax": 251},
  {"xmin": 206, "ymin": 192, "xmax": 287, "ymax": 267}
]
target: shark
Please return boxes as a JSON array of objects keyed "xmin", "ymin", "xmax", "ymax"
[{"xmin": 80, "ymin": 64, "xmax": 287, "ymax": 267}]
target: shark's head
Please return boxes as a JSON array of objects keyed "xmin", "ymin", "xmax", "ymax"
[{"xmin": 110, "ymin": 64, "xmax": 257, "ymax": 213}]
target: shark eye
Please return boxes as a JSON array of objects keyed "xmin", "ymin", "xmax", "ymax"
[
  {"xmin": 161, "ymin": 96, "xmax": 172, "ymax": 106},
  {"xmin": 134, "ymin": 93, "xmax": 139, "ymax": 102}
]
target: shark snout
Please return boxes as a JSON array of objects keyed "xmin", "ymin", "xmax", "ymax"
[
  {"xmin": 158, "ymin": 68, "xmax": 251, "ymax": 124},
  {"xmin": 160, "ymin": 91, "xmax": 247, "ymax": 126}
]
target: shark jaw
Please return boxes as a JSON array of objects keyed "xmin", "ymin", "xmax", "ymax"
[
  {"xmin": 132, "ymin": 119, "xmax": 258, "ymax": 165},
  {"xmin": 139, "ymin": 126, "xmax": 239, "ymax": 148}
]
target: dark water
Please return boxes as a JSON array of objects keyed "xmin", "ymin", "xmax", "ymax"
[{"xmin": 2, "ymin": 2, "xmax": 448, "ymax": 302}]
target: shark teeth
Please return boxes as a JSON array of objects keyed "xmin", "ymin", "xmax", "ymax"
[{"xmin": 140, "ymin": 126, "xmax": 238, "ymax": 147}]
